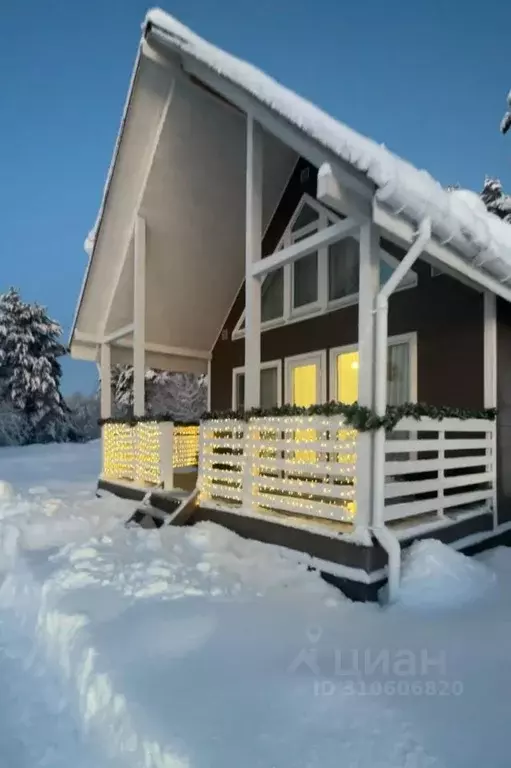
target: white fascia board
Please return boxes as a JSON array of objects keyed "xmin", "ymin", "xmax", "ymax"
[
  {"xmin": 114, "ymin": 338, "xmax": 212, "ymax": 360},
  {"xmin": 374, "ymin": 202, "xmax": 511, "ymax": 303},
  {"xmin": 69, "ymin": 340, "xmax": 99, "ymax": 362},
  {"xmin": 69, "ymin": 44, "xmax": 144, "ymax": 348},
  {"xmin": 251, "ymin": 217, "xmax": 360, "ymax": 278}
]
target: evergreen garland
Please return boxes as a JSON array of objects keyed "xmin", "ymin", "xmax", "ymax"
[
  {"xmin": 98, "ymin": 414, "xmax": 199, "ymax": 427},
  {"xmin": 99, "ymin": 402, "xmax": 497, "ymax": 432}
]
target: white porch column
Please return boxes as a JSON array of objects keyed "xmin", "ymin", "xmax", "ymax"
[
  {"xmin": 100, "ymin": 342, "xmax": 112, "ymax": 418},
  {"xmin": 484, "ymin": 291, "xmax": 497, "ymax": 408},
  {"xmin": 484, "ymin": 291, "xmax": 498, "ymax": 527},
  {"xmin": 355, "ymin": 221, "xmax": 380, "ymax": 528},
  {"xmin": 133, "ymin": 215, "xmax": 146, "ymax": 417},
  {"xmin": 244, "ymin": 115, "xmax": 263, "ymax": 409}
]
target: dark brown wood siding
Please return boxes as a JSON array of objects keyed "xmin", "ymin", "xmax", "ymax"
[{"xmin": 210, "ymin": 159, "xmax": 484, "ymax": 412}]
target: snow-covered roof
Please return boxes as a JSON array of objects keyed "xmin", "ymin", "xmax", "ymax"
[{"xmin": 145, "ymin": 8, "xmax": 511, "ymax": 282}]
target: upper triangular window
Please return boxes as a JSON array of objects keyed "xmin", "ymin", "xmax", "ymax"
[{"xmin": 291, "ymin": 202, "xmax": 319, "ymax": 231}]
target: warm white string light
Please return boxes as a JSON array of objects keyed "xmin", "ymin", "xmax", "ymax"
[
  {"xmin": 103, "ymin": 421, "xmax": 200, "ymax": 488},
  {"xmin": 199, "ymin": 417, "xmax": 358, "ymax": 520},
  {"xmin": 173, "ymin": 425, "xmax": 200, "ymax": 468}
]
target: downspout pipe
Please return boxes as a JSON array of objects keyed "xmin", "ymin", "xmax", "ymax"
[{"xmin": 372, "ymin": 217, "xmax": 432, "ymax": 602}]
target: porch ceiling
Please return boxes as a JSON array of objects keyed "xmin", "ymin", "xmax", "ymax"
[{"xmin": 101, "ymin": 64, "xmax": 297, "ymax": 354}]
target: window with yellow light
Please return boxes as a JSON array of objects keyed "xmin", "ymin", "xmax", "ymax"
[{"xmin": 290, "ymin": 362, "xmax": 318, "ymax": 463}]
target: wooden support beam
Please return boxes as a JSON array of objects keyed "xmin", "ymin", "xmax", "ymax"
[
  {"xmin": 101, "ymin": 79, "xmax": 175, "ymax": 337},
  {"xmin": 244, "ymin": 115, "xmax": 263, "ymax": 409},
  {"xmin": 103, "ymin": 323, "xmax": 134, "ymax": 344},
  {"xmin": 251, "ymin": 217, "xmax": 360, "ymax": 279},
  {"xmin": 133, "ymin": 216, "xmax": 146, "ymax": 417},
  {"xmin": 100, "ymin": 343, "xmax": 112, "ymax": 419}
]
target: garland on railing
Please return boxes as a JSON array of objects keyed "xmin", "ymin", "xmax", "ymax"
[
  {"xmin": 98, "ymin": 403, "xmax": 497, "ymax": 432},
  {"xmin": 98, "ymin": 414, "xmax": 200, "ymax": 427},
  {"xmin": 201, "ymin": 401, "xmax": 497, "ymax": 432}
]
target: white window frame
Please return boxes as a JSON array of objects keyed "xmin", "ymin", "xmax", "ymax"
[
  {"xmin": 231, "ymin": 359, "xmax": 282, "ymax": 410},
  {"xmin": 232, "ymin": 194, "xmax": 418, "ymax": 340},
  {"xmin": 329, "ymin": 332, "xmax": 418, "ymax": 403},
  {"xmin": 284, "ymin": 350, "xmax": 327, "ymax": 405}
]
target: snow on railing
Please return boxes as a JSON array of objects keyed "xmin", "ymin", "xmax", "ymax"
[
  {"xmin": 198, "ymin": 415, "xmax": 357, "ymax": 522},
  {"xmin": 384, "ymin": 417, "xmax": 496, "ymax": 523},
  {"xmin": 101, "ymin": 421, "xmax": 199, "ymax": 489}
]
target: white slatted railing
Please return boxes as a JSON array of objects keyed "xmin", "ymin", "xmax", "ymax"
[
  {"xmin": 384, "ymin": 417, "xmax": 496, "ymax": 522},
  {"xmin": 247, "ymin": 416, "xmax": 357, "ymax": 522},
  {"xmin": 199, "ymin": 416, "xmax": 357, "ymax": 522},
  {"xmin": 199, "ymin": 414, "xmax": 497, "ymax": 528},
  {"xmin": 199, "ymin": 420, "xmax": 246, "ymax": 506},
  {"xmin": 101, "ymin": 421, "xmax": 199, "ymax": 489}
]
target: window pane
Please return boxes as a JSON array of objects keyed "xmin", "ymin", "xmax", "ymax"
[
  {"xmin": 292, "ymin": 203, "xmax": 318, "ymax": 231},
  {"xmin": 235, "ymin": 368, "xmax": 279, "ymax": 409},
  {"xmin": 387, "ymin": 343, "xmax": 410, "ymax": 405},
  {"xmin": 260, "ymin": 367, "xmax": 278, "ymax": 408},
  {"xmin": 262, "ymin": 268, "xmax": 284, "ymax": 322},
  {"xmin": 336, "ymin": 352, "xmax": 358, "ymax": 404},
  {"xmin": 292, "ymin": 364, "xmax": 317, "ymax": 406},
  {"xmin": 235, "ymin": 373, "xmax": 245, "ymax": 410},
  {"xmin": 328, "ymin": 237, "xmax": 359, "ymax": 301},
  {"xmin": 294, "ymin": 252, "xmax": 318, "ymax": 307}
]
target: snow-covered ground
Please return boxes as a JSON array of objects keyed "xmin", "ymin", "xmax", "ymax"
[{"xmin": 0, "ymin": 439, "xmax": 510, "ymax": 767}]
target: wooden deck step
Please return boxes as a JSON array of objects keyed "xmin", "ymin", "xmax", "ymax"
[{"xmin": 127, "ymin": 489, "xmax": 199, "ymax": 529}]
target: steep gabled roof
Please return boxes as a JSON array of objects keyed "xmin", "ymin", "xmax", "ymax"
[{"xmin": 145, "ymin": 8, "xmax": 511, "ymax": 282}]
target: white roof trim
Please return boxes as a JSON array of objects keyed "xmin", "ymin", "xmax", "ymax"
[
  {"xmin": 70, "ymin": 44, "xmax": 143, "ymax": 346},
  {"xmin": 145, "ymin": 8, "xmax": 511, "ymax": 284}
]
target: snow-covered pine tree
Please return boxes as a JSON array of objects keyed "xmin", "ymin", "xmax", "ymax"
[
  {"xmin": 480, "ymin": 178, "xmax": 511, "ymax": 223},
  {"xmin": 500, "ymin": 90, "xmax": 511, "ymax": 135},
  {"xmin": 151, "ymin": 371, "xmax": 207, "ymax": 420},
  {"xmin": 110, "ymin": 364, "xmax": 206, "ymax": 420},
  {"xmin": 0, "ymin": 288, "xmax": 68, "ymax": 443}
]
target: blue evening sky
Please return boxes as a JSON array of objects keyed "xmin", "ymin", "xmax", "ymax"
[{"xmin": 1, "ymin": 0, "xmax": 510, "ymax": 394}]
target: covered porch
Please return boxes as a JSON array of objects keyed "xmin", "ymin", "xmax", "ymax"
[{"xmin": 70, "ymin": 13, "xmax": 511, "ymax": 595}]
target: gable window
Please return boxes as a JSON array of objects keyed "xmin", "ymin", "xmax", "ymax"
[
  {"xmin": 261, "ymin": 268, "xmax": 284, "ymax": 322},
  {"xmin": 290, "ymin": 203, "xmax": 321, "ymax": 311},
  {"xmin": 232, "ymin": 360, "xmax": 282, "ymax": 410},
  {"xmin": 328, "ymin": 237, "xmax": 359, "ymax": 301},
  {"xmin": 294, "ymin": 251, "xmax": 318, "ymax": 307},
  {"xmin": 231, "ymin": 194, "xmax": 418, "ymax": 340}
]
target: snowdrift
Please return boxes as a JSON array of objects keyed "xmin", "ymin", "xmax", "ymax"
[
  {"xmin": 396, "ymin": 538, "xmax": 497, "ymax": 610},
  {"xmin": 0, "ymin": 441, "xmax": 511, "ymax": 767}
]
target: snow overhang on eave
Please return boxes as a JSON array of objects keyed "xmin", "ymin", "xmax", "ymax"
[{"xmin": 144, "ymin": 8, "xmax": 511, "ymax": 294}]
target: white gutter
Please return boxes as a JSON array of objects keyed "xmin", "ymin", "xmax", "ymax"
[{"xmin": 372, "ymin": 217, "xmax": 432, "ymax": 602}]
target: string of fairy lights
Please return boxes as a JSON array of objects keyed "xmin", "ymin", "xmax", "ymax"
[
  {"xmin": 173, "ymin": 425, "xmax": 200, "ymax": 468},
  {"xmin": 102, "ymin": 422, "xmax": 200, "ymax": 487},
  {"xmin": 199, "ymin": 416, "xmax": 358, "ymax": 521}
]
